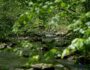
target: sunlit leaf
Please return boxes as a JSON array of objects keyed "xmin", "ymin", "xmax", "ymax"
[{"xmin": 61, "ymin": 38, "xmax": 85, "ymax": 58}]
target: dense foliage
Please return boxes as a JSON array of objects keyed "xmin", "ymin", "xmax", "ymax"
[
  {"xmin": 0, "ymin": 0, "xmax": 90, "ymax": 70},
  {"xmin": 62, "ymin": 12, "xmax": 90, "ymax": 58}
]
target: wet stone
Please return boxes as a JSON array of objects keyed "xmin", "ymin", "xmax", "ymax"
[{"xmin": 31, "ymin": 63, "xmax": 55, "ymax": 70}]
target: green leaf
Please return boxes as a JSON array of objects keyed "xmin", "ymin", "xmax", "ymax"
[
  {"xmin": 44, "ymin": 48, "xmax": 59, "ymax": 61},
  {"xmin": 29, "ymin": 55, "xmax": 40, "ymax": 64},
  {"xmin": 85, "ymin": 28, "xmax": 90, "ymax": 36},
  {"xmin": 85, "ymin": 12, "xmax": 90, "ymax": 18},
  {"xmin": 55, "ymin": 0, "xmax": 61, "ymax": 3},
  {"xmin": 85, "ymin": 37, "xmax": 90, "ymax": 46},
  {"xmin": 61, "ymin": 2, "xmax": 66, "ymax": 8},
  {"xmin": 61, "ymin": 38, "xmax": 85, "ymax": 58},
  {"xmin": 61, "ymin": 48, "xmax": 70, "ymax": 59}
]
